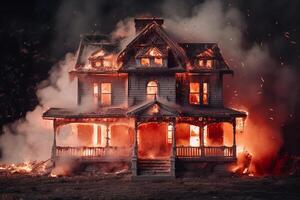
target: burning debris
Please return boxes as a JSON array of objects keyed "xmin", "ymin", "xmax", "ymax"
[{"xmin": 0, "ymin": 159, "xmax": 52, "ymax": 176}]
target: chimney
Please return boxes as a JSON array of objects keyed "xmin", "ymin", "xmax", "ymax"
[{"xmin": 134, "ymin": 17, "xmax": 164, "ymax": 33}]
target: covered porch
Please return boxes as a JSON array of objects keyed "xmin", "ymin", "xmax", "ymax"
[{"xmin": 43, "ymin": 107, "xmax": 134, "ymax": 163}]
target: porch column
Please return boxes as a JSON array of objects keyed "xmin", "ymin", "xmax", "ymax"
[
  {"xmin": 105, "ymin": 124, "xmax": 110, "ymax": 148},
  {"xmin": 170, "ymin": 120, "xmax": 176, "ymax": 177},
  {"xmin": 201, "ymin": 126, "xmax": 205, "ymax": 157},
  {"xmin": 131, "ymin": 121, "xmax": 138, "ymax": 176},
  {"xmin": 233, "ymin": 119, "xmax": 237, "ymax": 157},
  {"xmin": 51, "ymin": 119, "xmax": 58, "ymax": 163}
]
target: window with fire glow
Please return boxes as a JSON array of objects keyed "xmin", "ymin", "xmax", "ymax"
[
  {"xmin": 198, "ymin": 59, "xmax": 213, "ymax": 68},
  {"xmin": 147, "ymin": 81, "xmax": 158, "ymax": 100},
  {"xmin": 189, "ymin": 82, "xmax": 209, "ymax": 105},
  {"xmin": 140, "ymin": 47, "xmax": 164, "ymax": 67},
  {"xmin": 189, "ymin": 83, "xmax": 200, "ymax": 104},
  {"xmin": 167, "ymin": 125, "xmax": 173, "ymax": 144},
  {"xmin": 100, "ymin": 83, "xmax": 111, "ymax": 106},
  {"xmin": 190, "ymin": 125, "xmax": 200, "ymax": 147}
]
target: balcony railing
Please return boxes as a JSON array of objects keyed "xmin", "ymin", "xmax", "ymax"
[
  {"xmin": 176, "ymin": 146, "xmax": 235, "ymax": 158},
  {"xmin": 56, "ymin": 146, "xmax": 131, "ymax": 158}
]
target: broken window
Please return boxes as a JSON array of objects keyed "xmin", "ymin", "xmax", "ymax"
[
  {"xmin": 190, "ymin": 125, "xmax": 200, "ymax": 147},
  {"xmin": 189, "ymin": 83, "xmax": 200, "ymax": 105},
  {"xmin": 147, "ymin": 81, "xmax": 158, "ymax": 100},
  {"xmin": 100, "ymin": 83, "xmax": 111, "ymax": 106}
]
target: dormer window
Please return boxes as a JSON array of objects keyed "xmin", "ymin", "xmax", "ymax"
[
  {"xmin": 136, "ymin": 47, "xmax": 166, "ymax": 67},
  {"xmin": 198, "ymin": 59, "xmax": 213, "ymax": 68},
  {"xmin": 196, "ymin": 48, "xmax": 214, "ymax": 69},
  {"xmin": 88, "ymin": 50, "xmax": 112, "ymax": 69}
]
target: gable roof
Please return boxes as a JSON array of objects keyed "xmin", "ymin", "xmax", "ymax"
[
  {"xmin": 117, "ymin": 21, "xmax": 189, "ymax": 71},
  {"xmin": 127, "ymin": 97, "xmax": 178, "ymax": 117},
  {"xmin": 179, "ymin": 43, "xmax": 232, "ymax": 73}
]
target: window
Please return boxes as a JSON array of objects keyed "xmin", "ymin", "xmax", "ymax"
[
  {"xmin": 89, "ymin": 50, "xmax": 112, "ymax": 69},
  {"xmin": 141, "ymin": 58, "xmax": 150, "ymax": 67},
  {"xmin": 203, "ymin": 82, "xmax": 209, "ymax": 105},
  {"xmin": 198, "ymin": 59, "xmax": 213, "ymax": 68},
  {"xmin": 167, "ymin": 125, "xmax": 173, "ymax": 144},
  {"xmin": 147, "ymin": 81, "xmax": 158, "ymax": 100},
  {"xmin": 139, "ymin": 47, "xmax": 164, "ymax": 67},
  {"xmin": 190, "ymin": 125, "xmax": 200, "ymax": 147},
  {"xmin": 189, "ymin": 82, "xmax": 209, "ymax": 105},
  {"xmin": 189, "ymin": 83, "xmax": 200, "ymax": 104},
  {"xmin": 100, "ymin": 83, "xmax": 111, "ymax": 106},
  {"xmin": 154, "ymin": 57, "xmax": 163, "ymax": 66},
  {"xmin": 93, "ymin": 83, "xmax": 99, "ymax": 105}
]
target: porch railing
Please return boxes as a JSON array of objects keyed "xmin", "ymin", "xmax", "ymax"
[
  {"xmin": 56, "ymin": 146, "xmax": 131, "ymax": 158},
  {"xmin": 176, "ymin": 146, "xmax": 234, "ymax": 158}
]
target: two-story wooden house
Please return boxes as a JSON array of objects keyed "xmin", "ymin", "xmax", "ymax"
[{"xmin": 43, "ymin": 17, "xmax": 247, "ymax": 178}]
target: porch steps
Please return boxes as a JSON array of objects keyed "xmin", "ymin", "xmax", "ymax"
[{"xmin": 138, "ymin": 159, "xmax": 171, "ymax": 175}]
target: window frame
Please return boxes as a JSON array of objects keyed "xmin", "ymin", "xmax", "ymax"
[
  {"xmin": 146, "ymin": 81, "xmax": 158, "ymax": 100},
  {"xmin": 189, "ymin": 81, "xmax": 210, "ymax": 105},
  {"xmin": 100, "ymin": 82, "xmax": 112, "ymax": 106}
]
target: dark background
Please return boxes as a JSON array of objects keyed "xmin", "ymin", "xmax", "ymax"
[{"xmin": 0, "ymin": 0, "xmax": 299, "ymax": 154}]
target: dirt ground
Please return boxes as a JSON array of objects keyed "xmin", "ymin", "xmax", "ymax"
[{"xmin": 0, "ymin": 173, "xmax": 300, "ymax": 200}]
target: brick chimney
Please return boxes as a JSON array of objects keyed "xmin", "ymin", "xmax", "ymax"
[{"xmin": 134, "ymin": 17, "xmax": 164, "ymax": 33}]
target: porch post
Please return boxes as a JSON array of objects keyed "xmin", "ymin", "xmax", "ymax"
[
  {"xmin": 170, "ymin": 119, "xmax": 176, "ymax": 177},
  {"xmin": 105, "ymin": 124, "xmax": 110, "ymax": 148},
  {"xmin": 201, "ymin": 125, "xmax": 205, "ymax": 157},
  {"xmin": 132, "ymin": 121, "xmax": 138, "ymax": 176},
  {"xmin": 233, "ymin": 119, "xmax": 237, "ymax": 157},
  {"xmin": 51, "ymin": 119, "xmax": 57, "ymax": 163}
]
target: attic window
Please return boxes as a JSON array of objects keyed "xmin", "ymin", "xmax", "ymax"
[
  {"xmin": 89, "ymin": 50, "xmax": 112, "ymax": 69},
  {"xmin": 138, "ymin": 47, "xmax": 165, "ymax": 67},
  {"xmin": 141, "ymin": 58, "xmax": 150, "ymax": 67},
  {"xmin": 198, "ymin": 59, "xmax": 213, "ymax": 68}
]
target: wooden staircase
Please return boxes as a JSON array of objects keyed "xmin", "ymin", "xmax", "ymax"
[{"xmin": 137, "ymin": 159, "xmax": 171, "ymax": 175}]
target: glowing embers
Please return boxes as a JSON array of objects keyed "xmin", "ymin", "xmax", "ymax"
[
  {"xmin": 190, "ymin": 125, "xmax": 200, "ymax": 147},
  {"xmin": 189, "ymin": 83, "xmax": 200, "ymax": 104},
  {"xmin": 147, "ymin": 81, "xmax": 158, "ymax": 100}
]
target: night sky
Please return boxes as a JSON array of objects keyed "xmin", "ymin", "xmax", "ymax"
[{"xmin": 0, "ymin": 0, "xmax": 299, "ymax": 153}]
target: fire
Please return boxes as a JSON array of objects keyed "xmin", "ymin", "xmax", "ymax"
[{"xmin": 0, "ymin": 160, "xmax": 50, "ymax": 176}]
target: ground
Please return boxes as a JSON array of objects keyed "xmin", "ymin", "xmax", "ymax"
[{"xmin": 0, "ymin": 173, "xmax": 300, "ymax": 200}]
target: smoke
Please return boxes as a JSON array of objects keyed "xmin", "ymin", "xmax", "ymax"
[
  {"xmin": 160, "ymin": 0, "xmax": 298, "ymax": 174},
  {"xmin": 0, "ymin": 53, "xmax": 95, "ymax": 163}
]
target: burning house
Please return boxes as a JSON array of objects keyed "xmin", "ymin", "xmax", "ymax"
[{"xmin": 43, "ymin": 17, "xmax": 247, "ymax": 178}]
